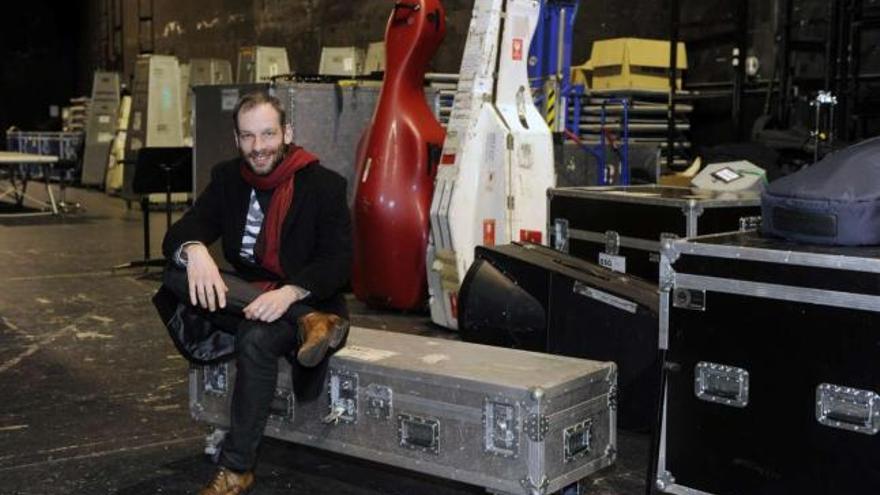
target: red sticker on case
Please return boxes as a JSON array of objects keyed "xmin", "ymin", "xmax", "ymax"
[{"xmin": 512, "ymin": 38, "xmax": 523, "ymax": 60}]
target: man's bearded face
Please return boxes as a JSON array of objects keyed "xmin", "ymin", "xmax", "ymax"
[{"xmin": 235, "ymin": 103, "xmax": 291, "ymax": 175}]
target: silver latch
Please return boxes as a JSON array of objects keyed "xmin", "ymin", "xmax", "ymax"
[
  {"xmin": 326, "ymin": 369, "xmax": 358, "ymax": 424},
  {"xmin": 608, "ymin": 383, "xmax": 619, "ymax": 410},
  {"xmin": 660, "ymin": 233, "xmax": 681, "ymax": 266},
  {"xmin": 483, "ymin": 399, "xmax": 520, "ymax": 458},
  {"xmin": 563, "ymin": 419, "xmax": 593, "ymax": 463},
  {"xmin": 365, "ymin": 384, "xmax": 393, "ymax": 421},
  {"xmin": 816, "ymin": 384, "xmax": 880, "ymax": 435},
  {"xmin": 398, "ymin": 413, "xmax": 440, "ymax": 454},
  {"xmin": 604, "ymin": 230, "xmax": 620, "ymax": 256},
  {"xmin": 269, "ymin": 389, "xmax": 294, "ymax": 423},
  {"xmin": 553, "ymin": 218, "xmax": 570, "ymax": 253},
  {"xmin": 739, "ymin": 215, "xmax": 762, "ymax": 231},
  {"xmin": 515, "ymin": 86, "xmax": 529, "ymax": 129},
  {"xmin": 659, "ymin": 257, "xmax": 676, "ymax": 291},
  {"xmin": 695, "ymin": 362, "xmax": 749, "ymax": 408},
  {"xmin": 203, "ymin": 363, "xmax": 228, "ymax": 395}
]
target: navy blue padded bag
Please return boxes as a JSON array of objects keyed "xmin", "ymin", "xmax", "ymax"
[{"xmin": 761, "ymin": 137, "xmax": 880, "ymax": 245}]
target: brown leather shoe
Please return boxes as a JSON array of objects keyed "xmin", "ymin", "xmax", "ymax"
[
  {"xmin": 296, "ymin": 312, "xmax": 350, "ymax": 367},
  {"xmin": 197, "ymin": 467, "xmax": 254, "ymax": 495}
]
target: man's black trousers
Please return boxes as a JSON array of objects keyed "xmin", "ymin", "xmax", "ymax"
[{"xmin": 163, "ymin": 266, "xmax": 311, "ymax": 472}]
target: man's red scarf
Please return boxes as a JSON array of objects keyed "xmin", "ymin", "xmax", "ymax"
[{"xmin": 240, "ymin": 146, "xmax": 317, "ymax": 281}]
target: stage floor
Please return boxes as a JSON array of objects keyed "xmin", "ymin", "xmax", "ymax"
[{"xmin": 0, "ymin": 186, "xmax": 649, "ymax": 494}]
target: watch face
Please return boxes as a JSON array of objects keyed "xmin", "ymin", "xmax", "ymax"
[{"xmin": 711, "ymin": 167, "xmax": 742, "ymax": 183}]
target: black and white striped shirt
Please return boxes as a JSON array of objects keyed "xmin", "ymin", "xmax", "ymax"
[{"xmin": 239, "ymin": 189, "xmax": 263, "ymax": 263}]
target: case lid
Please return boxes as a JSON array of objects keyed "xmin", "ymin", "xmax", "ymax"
[
  {"xmin": 672, "ymin": 230, "xmax": 880, "ymax": 270},
  {"xmin": 335, "ymin": 327, "xmax": 614, "ymax": 394}
]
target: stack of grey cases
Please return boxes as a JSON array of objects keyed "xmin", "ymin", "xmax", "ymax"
[{"xmin": 190, "ymin": 327, "xmax": 617, "ymax": 494}]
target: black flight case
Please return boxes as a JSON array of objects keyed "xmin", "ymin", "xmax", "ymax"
[
  {"xmin": 655, "ymin": 230, "xmax": 880, "ymax": 494},
  {"xmin": 547, "ymin": 185, "xmax": 761, "ymax": 282},
  {"xmin": 459, "ymin": 242, "xmax": 660, "ymax": 431}
]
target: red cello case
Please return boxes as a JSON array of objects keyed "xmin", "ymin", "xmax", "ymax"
[{"xmin": 352, "ymin": 0, "xmax": 447, "ymax": 310}]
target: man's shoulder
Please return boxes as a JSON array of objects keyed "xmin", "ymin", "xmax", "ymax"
[
  {"xmin": 210, "ymin": 158, "xmax": 242, "ymax": 181},
  {"xmin": 299, "ymin": 162, "xmax": 347, "ymax": 190}
]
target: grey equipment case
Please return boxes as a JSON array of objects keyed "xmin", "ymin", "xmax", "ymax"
[{"xmin": 190, "ymin": 327, "xmax": 617, "ymax": 495}]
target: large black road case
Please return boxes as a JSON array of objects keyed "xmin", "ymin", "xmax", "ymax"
[
  {"xmin": 192, "ymin": 327, "xmax": 617, "ymax": 495},
  {"xmin": 547, "ymin": 186, "xmax": 760, "ymax": 282},
  {"xmin": 655, "ymin": 231, "xmax": 880, "ymax": 494},
  {"xmin": 460, "ymin": 242, "xmax": 660, "ymax": 431}
]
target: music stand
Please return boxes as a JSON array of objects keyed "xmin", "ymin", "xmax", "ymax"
[{"xmin": 114, "ymin": 147, "xmax": 192, "ymax": 271}]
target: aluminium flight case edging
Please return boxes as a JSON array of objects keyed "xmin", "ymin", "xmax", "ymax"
[
  {"xmin": 546, "ymin": 186, "xmax": 761, "ymax": 209},
  {"xmin": 654, "ymin": 235, "xmax": 735, "ymax": 495},
  {"xmin": 654, "ymin": 231, "xmax": 880, "ymax": 495}
]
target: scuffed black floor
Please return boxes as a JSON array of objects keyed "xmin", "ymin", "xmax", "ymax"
[{"xmin": 0, "ymin": 187, "xmax": 650, "ymax": 494}]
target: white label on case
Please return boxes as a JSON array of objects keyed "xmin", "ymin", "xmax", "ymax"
[
  {"xmin": 573, "ymin": 281, "xmax": 637, "ymax": 314},
  {"xmin": 335, "ymin": 345, "xmax": 398, "ymax": 362},
  {"xmin": 598, "ymin": 252, "xmax": 626, "ymax": 273}
]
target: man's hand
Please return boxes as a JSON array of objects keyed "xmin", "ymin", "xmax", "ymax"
[
  {"xmin": 185, "ymin": 243, "xmax": 227, "ymax": 311},
  {"xmin": 243, "ymin": 286, "xmax": 305, "ymax": 323}
]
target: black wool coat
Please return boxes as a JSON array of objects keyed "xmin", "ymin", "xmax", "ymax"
[{"xmin": 152, "ymin": 158, "xmax": 352, "ymax": 400}]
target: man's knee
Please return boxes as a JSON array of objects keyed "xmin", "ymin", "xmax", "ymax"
[{"xmin": 235, "ymin": 321, "xmax": 292, "ymax": 359}]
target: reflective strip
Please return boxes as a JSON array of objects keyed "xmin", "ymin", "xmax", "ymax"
[
  {"xmin": 675, "ymin": 273, "xmax": 880, "ymax": 312},
  {"xmin": 569, "ymin": 228, "xmax": 660, "ymax": 253}
]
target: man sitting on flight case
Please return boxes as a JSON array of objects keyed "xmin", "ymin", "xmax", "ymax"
[{"xmin": 152, "ymin": 90, "xmax": 352, "ymax": 495}]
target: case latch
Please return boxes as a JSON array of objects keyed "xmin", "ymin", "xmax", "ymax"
[
  {"xmin": 694, "ymin": 362, "xmax": 749, "ymax": 408},
  {"xmin": 563, "ymin": 419, "xmax": 593, "ymax": 463},
  {"xmin": 397, "ymin": 413, "xmax": 440, "ymax": 454},
  {"xmin": 324, "ymin": 369, "xmax": 358, "ymax": 424},
  {"xmin": 604, "ymin": 230, "xmax": 620, "ymax": 256},
  {"xmin": 739, "ymin": 215, "xmax": 762, "ymax": 231},
  {"xmin": 269, "ymin": 388, "xmax": 294, "ymax": 423},
  {"xmin": 203, "ymin": 363, "xmax": 228, "ymax": 395},
  {"xmin": 364, "ymin": 383, "xmax": 393, "ymax": 421},
  {"xmin": 553, "ymin": 218, "xmax": 570, "ymax": 253},
  {"xmin": 599, "ymin": 231, "xmax": 626, "ymax": 273},
  {"xmin": 816, "ymin": 384, "xmax": 880, "ymax": 435},
  {"xmin": 483, "ymin": 399, "xmax": 520, "ymax": 458}
]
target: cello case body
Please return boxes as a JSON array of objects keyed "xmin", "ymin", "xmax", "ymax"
[{"xmin": 352, "ymin": 0, "xmax": 447, "ymax": 310}]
